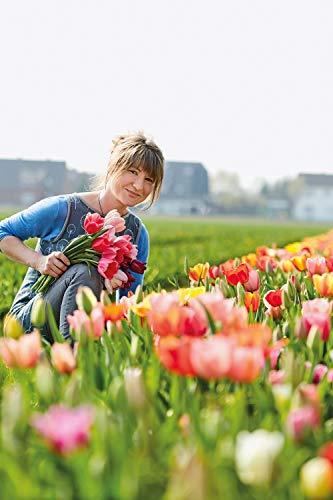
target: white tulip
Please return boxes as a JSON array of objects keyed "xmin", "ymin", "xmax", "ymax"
[{"xmin": 235, "ymin": 429, "xmax": 284, "ymax": 487}]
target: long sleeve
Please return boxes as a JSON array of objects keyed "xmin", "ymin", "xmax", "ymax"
[{"xmin": 0, "ymin": 196, "xmax": 69, "ymax": 243}]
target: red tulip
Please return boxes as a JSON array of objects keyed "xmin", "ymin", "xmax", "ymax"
[
  {"xmin": 83, "ymin": 212, "xmax": 105, "ymax": 234},
  {"xmin": 264, "ymin": 289, "xmax": 283, "ymax": 308},
  {"xmin": 224, "ymin": 263, "xmax": 249, "ymax": 286},
  {"xmin": 156, "ymin": 336, "xmax": 196, "ymax": 376}
]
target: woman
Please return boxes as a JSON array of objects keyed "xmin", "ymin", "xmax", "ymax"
[{"xmin": 0, "ymin": 132, "xmax": 164, "ymax": 341}]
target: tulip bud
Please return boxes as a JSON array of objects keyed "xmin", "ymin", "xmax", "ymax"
[
  {"xmin": 135, "ymin": 285, "xmax": 143, "ymax": 304},
  {"xmin": 76, "ymin": 286, "xmax": 97, "ymax": 315},
  {"xmin": 265, "ymin": 260, "xmax": 274, "ymax": 275},
  {"xmin": 1, "ymin": 383, "xmax": 23, "ymax": 452},
  {"xmin": 3, "ymin": 313, "xmax": 23, "ymax": 339},
  {"xmin": 286, "ymin": 278, "xmax": 296, "ymax": 301},
  {"xmin": 307, "ymin": 326, "xmax": 321, "ymax": 358},
  {"xmin": 272, "ymin": 326, "xmax": 282, "ymax": 343},
  {"xmin": 280, "ymin": 349, "xmax": 305, "ymax": 388},
  {"xmin": 31, "ymin": 297, "xmax": 46, "ymax": 328},
  {"xmin": 100, "ymin": 290, "xmax": 111, "ymax": 306},
  {"xmin": 124, "ymin": 367, "xmax": 146, "ymax": 410},
  {"xmin": 295, "ymin": 317, "xmax": 308, "ymax": 340},
  {"xmin": 282, "ymin": 290, "xmax": 293, "ymax": 309},
  {"xmin": 304, "ymin": 275, "xmax": 315, "ymax": 299},
  {"xmin": 35, "ymin": 359, "xmax": 55, "ymax": 400},
  {"xmin": 292, "ymin": 274, "xmax": 302, "ymax": 292},
  {"xmin": 300, "ymin": 457, "xmax": 333, "ymax": 499},
  {"xmin": 282, "ymin": 322, "xmax": 290, "ymax": 338},
  {"xmin": 236, "ymin": 282, "xmax": 245, "ymax": 303},
  {"xmin": 51, "ymin": 343, "xmax": 76, "ymax": 374},
  {"xmin": 218, "ymin": 279, "xmax": 232, "ymax": 298},
  {"xmin": 271, "ymin": 383, "xmax": 292, "ymax": 413}
]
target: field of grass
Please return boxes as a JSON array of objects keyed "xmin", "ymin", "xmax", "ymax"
[{"xmin": 0, "ymin": 213, "xmax": 331, "ymax": 317}]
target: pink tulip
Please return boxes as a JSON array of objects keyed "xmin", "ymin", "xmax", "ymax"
[
  {"xmin": 31, "ymin": 404, "xmax": 94, "ymax": 455},
  {"xmin": 268, "ymin": 370, "xmax": 286, "ymax": 385},
  {"xmin": 302, "ymin": 298, "xmax": 332, "ymax": 315},
  {"xmin": 265, "ymin": 306, "xmax": 283, "ymax": 321},
  {"xmin": 189, "ymin": 290, "xmax": 248, "ymax": 331},
  {"xmin": 190, "ymin": 335, "xmax": 233, "ymax": 379},
  {"xmin": 113, "ymin": 235, "xmax": 138, "ymax": 261},
  {"xmin": 98, "ymin": 248, "xmax": 119, "ymax": 279},
  {"xmin": 312, "ymin": 364, "xmax": 329, "ymax": 384},
  {"xmin": 244, "ymin": 269, "xmax": 261, "ymax": 292},
  {"xmin": 146, "ymin": 292, "xmax": 207, "ymax": 337},
  {"xmin": 67, "ymin": 303, "xmax": 104, "ymax": 339},
  {"xmin": 301, "ymin": 299, "xmax": 331, "ymax": 341},
  {"xmin": 0, "ymin": 330, "xmax": 41, "ymax": 368},
  {"xmin": 51, "ymin": 343, "xmax": 76, "ymax": 374},
  {"xmin": 103, "ymin": 209, "xmax": 126, "ymax": 233},
  {"xmin": 269, "ymin": 338, "xmax": 289, "ymax": 369},
  {"xmin": 306, "ymin": 257, "xmax": 328, "ymax": 277},
  {"xmin": 286, "ymin": 405, "xmax": 320, "ymax": 441},
  {"xmin": 228, "ymin": 346, "xmax": 265, "ymax": 383},
  {"xmin": 104, "ymin": 269, "xmax": 129, "ymax": 293}
]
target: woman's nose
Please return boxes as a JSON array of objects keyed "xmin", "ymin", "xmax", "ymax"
[{"xmin": 133, "ymin": 175, "xmax": 144, "ymax": 190}]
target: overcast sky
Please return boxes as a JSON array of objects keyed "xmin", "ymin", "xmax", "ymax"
[{"xmin": 1, "ymin": 0, "xmax": 332, "ymax": 189}]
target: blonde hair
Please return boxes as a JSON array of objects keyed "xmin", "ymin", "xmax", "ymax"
[{"xmin": 92, "ymin": 131, "xmax": 164, "ymax": 209}]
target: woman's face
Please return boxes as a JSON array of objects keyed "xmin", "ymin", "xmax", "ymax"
[{"xmin": 108, "ymin": 166, "xmax": 155, "ymax": 208}]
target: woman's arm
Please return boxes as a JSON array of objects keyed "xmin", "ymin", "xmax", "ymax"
[
  {"xmin": 0, "ymin": 236, "xmax": 70, "ymax": 278},
  {"xmin": 0, "ymin": 196, "xmax": 70, "ymax": 278}
]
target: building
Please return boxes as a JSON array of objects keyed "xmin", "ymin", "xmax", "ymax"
[
  {"xmin": 292, "ymin": 173, "xmax": 333, "ymax": 222},
  {"xmin": 0, "ymin": 159, "xmax": 92, "ymax": 209},
  {"xmin": 151, "ymin": 161, "xmax": 210, "ymax": 215}
]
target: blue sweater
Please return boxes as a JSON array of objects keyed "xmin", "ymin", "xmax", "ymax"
[{"xmin": 0, "ymin": 195, "xmax": 149, "ymax": 297}]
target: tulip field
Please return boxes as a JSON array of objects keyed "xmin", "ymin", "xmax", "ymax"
[{"xmin": 2, "ymin": 215, "xmax": 333, "ymax": 499}]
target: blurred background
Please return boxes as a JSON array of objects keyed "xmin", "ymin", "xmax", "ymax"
[{"xmin": 0, "ymin": 0, "xmax": 332, "ymax": 221}]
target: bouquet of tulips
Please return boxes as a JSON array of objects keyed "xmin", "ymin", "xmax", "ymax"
[{"xmin": 31, "ymin": 211, "xmax": 146, "ymax": 295}]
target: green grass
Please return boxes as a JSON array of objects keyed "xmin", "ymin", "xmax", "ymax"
[{"xmin": 0, "ymin": 212, "xmax": 331, "ymax": 317}]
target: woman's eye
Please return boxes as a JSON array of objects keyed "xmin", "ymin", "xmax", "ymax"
[
  {"xmin": 129, "ymin": 169, "xmax": 138, "ymax": 175},
  {"xmin": 145, "ymin": 177, "xmax": 154, "ymax": 183}
]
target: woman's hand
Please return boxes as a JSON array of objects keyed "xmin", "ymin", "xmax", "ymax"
[{"xmin": 36, "ymin": 251, "xmax": 71, "ymax": 278}]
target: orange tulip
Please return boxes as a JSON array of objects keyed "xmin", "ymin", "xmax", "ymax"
[
  {"xmin": 290, "ymin": 254, "xmax": 308, "ymax": 272},
  {"xmin": 313, "ymin": 273, "xmax": 333, "ymax": 297},
  {"xmin": 51, "ymin": 343, "xmax": 76, "ymax": 374},
  {"xmin": 241, "ymin": 253, "xmax": 257, "ymax": 267},
  {"xmin": 104, "ymin": 303, "xmax": 125, "ymax": 322},
  {"xmin": 0, "ymin": 330, "xmax": 41, "ymax": 369},
  {"xmin": 146, "ymin": 292, "xmax": 207, "ymax": 337},
  {"xmin": 224, "ymin": 263, "xmax": 249, "ymax": 286},
  {"xmin": 244, "ymin": 291, "xmax": 260, "ymax": 312},
  {"xmin": 228, "ymin": 346, "xmax": 265, "ymax": 383},
  {"xmin": 189, "ymin": 262, "xmax": 210, "ymax": 283},
  {"xmin": 279, "ymin": 259, "xmax": 295, "ymax": 273}
]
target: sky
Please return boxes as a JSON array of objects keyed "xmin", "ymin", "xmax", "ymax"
[{"xmin": 1, "ymin": 0, "xmax": 333, "ymax": 190}]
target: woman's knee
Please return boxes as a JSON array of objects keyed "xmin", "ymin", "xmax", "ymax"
[{"xmin": 69, "ymin": 263, "xmax": 103, "ymax": 294}]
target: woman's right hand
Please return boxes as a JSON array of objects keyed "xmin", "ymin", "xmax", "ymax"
[{"xmin": 36, "ymin": 251, "xmax": 71, "ymax": 278}]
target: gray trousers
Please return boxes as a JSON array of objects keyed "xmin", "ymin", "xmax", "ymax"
[{"xmin": 14, "ymin": 264, "xmax": 103, "ymax": 343}]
